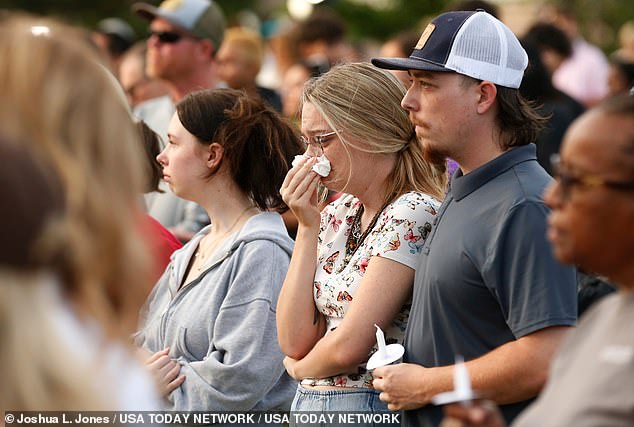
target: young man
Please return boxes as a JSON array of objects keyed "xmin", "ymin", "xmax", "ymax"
[
  {"xmin": 372, "ymin": 10, "xmax": 577, "ymax": 426},
  {"xmin": 443, "ymin": 93, "xmax": 634, "ymax": 427}
]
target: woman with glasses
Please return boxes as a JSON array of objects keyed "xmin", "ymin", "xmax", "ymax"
[
  {"xmin": 277, "ymin": 62, "xmax": 447, "ymax": 419},
  {"xmin": 442, "ymin": 93, "xmax": 634, "ymax": 427},
  {"xmin": 135, "ymin": 88, "xmax": 302, "ymax": 411}
]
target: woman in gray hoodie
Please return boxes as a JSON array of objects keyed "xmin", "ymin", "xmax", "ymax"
[{"xmin": 135, "ymin": 88, "xmax": 302, "ymax": 411}]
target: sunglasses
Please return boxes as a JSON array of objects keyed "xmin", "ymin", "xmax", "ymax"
[
  {"xmin": 149, "ymin": 31, "xmax": 195, "ymax": 44},
  {"xmin": 550, "ymin": 154, "xmax": 634, "ymax": 200}
]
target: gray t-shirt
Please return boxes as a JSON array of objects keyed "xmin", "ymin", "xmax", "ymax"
[
  {"xmin": 404, "ymin": 144, "xmax": 577, "ymax": 426},
  {"xmin": 514, "ymin": 292, "xmax": 634, "ymax": 427}
]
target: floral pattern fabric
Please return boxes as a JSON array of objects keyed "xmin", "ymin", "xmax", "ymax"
[{"xmin": 300, "ymin": 192, "xmax": 440, "ymax": 388}]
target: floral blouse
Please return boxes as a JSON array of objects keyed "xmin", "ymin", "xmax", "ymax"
[{"xmin": 300, "ymin": 191, "xmax": 440, "ymax": 388}]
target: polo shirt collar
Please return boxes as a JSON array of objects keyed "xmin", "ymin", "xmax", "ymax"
[{"xmin": 450, "ymin": 144, "xmax": 537, "ymax": 201}]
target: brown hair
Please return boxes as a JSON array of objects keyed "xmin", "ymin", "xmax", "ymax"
[
  {"xmin": 176, "ymin": 88, "xmax": 303, "ymax": 212},
  {"xmin": 0, "ymin": 136, "xmax": 64, "ymax": 270},
  {"xmin": 137, "ymin": 120, "xmax": 164, "ymax": 193},
  {"xmin": 461, "ymin": 75, "xmax": 547, "ymax": 151}
]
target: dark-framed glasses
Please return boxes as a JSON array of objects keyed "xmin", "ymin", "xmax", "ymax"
[
  {"xmin": 550, "ymin": 154, "xmax": 634, "ymax": 200},
  {"xmin": 149, "ymin": 31, "xmax": 194, "ymax": 44},
  {"xmin": 300, "ymin": 130, "xmax": 338, "ymax": 152}
]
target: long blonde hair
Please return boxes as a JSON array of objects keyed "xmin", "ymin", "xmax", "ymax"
[
  {"xmin": 0, "ymin": 12, "xmax": 153, "ymax": 411},
  {"xmin": 0, "ymin": 14, "xmax": 152, "ymax": 332},
  {"xmin": 301, "ymin": 62, "xmax": 447, "ymax": 202}
]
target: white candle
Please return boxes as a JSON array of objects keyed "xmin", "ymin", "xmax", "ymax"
[{"xmin": 374, "ymin": 324, "xmax": 387, "ymax": 358}]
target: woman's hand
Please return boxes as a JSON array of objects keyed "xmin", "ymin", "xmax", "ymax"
[
  {"xmin": 144, "ymin": 347, "xmax": 185, "ymax": 396},
  {"xmin": 280, "ymin": 157, "xmax": 322, "ymax": 228},
  {"xmin": 283, "ymin": 356, "xmax": 302, "ymax": 380}
]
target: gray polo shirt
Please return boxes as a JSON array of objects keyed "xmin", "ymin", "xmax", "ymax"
[{"xmin": 404, "ymin": 144, "xmax": 577, "ymax": 427}]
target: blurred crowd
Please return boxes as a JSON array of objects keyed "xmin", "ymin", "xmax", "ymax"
[{"xmin": 0, "ymin": 0, "xmax": 633, "ymax": 425}]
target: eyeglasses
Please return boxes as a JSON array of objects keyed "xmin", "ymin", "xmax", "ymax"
[
  {"xmin": 300, "ymin": 130, "xmax": 338, "ymax": 152},
  {"xmin": 550, "ymin": 154, "xmax": 634, "ymax": 200},
  {"xmin": 149, "ymin": 31, "xmax": 195, "ymax": 44}
]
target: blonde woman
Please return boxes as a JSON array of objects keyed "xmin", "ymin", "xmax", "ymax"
[
  {"xmin": 278, "ymin": 62, "xmax": 447, "ymax": 418},
  {"xmin": 0, "ymin": 14, "xmax": 159, "ymax": 411}
]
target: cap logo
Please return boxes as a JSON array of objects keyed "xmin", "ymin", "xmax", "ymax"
[
  {"xmin": 415, "ymin": 23, "xmax": 435, "ymax": 50},
  {"xmin": 160, "ymin": 0, "xmax": 183, "ymax": 11}
]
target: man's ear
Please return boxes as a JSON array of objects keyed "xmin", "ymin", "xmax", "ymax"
[
  {"xmin": 206, "ymin": 142, "xmax": 224, "ymax": 169},
  {"xmin": 476, "ymin": 81, "xmax": 498, "ymax": 114},
  {"xmin": 197, "ymin": 39, "xmax": 215, "ymax": 60}
]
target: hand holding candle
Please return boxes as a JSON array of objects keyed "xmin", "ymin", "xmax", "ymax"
[{"xmin": 366, "ymin": 324, "xmax": 404, "ymax": 370}]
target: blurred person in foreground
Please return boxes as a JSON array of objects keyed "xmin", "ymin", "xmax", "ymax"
[
  {"xmin": 132, "ymin": 0, "xmax": 228, "ymax": 241},
  {"xmin": 442, "ymin": 93, "xmax": 634, "ymax": 427},
  {"xmin": 135, "ymin": 88, "xmax": 301, "ymax": 411},
  {"xmin": 278, "ymin": 62, "xmax": 446, "ymax": 422},
  {"xmin": 0, "ymin": 14, "xmax": 160, "ymax": 411},
  {"xmin": 0, "ymin": 135, "xmax": 114, "ymax": 412},
  {"xmin": 372, "ymin": 10, "xmax": 577, "ymax": 426}
]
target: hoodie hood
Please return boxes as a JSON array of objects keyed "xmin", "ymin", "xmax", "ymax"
[
  {"xmin": 170, "ymin": 211, "xmax": 293, "ymax": 278},
  {"xmin": 227, "ymin": 211, "xmax": 293, "ymax": 256}
]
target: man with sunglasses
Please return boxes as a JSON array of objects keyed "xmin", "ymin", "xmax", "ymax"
[
  {"xmin": 371, "ymin": 10, "xmax": 577, "ymax": 427},
  {"xmin": 131, "ymin": 0, "xmax": 226, "ymax": 242}
]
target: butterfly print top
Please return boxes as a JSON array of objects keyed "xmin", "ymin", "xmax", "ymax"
[{"xmin": 301, "ymin": 192, "xmax": 440, "ymax": 388}]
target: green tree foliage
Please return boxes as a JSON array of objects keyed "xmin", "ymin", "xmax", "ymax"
[
  {"xmin": 1, "ymin": 0, "xmax": 632, "ymax": 51},
  {"xmin": 327, "ymin": 0, "xmax": 447, "ymax": 41},
  {"xmin": 564, "ymin": 0, "xmax": 634, "ymax": 52}
]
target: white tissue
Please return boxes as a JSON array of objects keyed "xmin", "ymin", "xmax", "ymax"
[
  {"xmin": 291, "ymin": 154, "xmax": 331, "ymax": 177},
  {"xmin": 312, "ymin": 155, "xmax": 331, "ymax": 177},
  {"xmin": 292, "ymin": 154, "xmax": 309, "ymax": 168}
]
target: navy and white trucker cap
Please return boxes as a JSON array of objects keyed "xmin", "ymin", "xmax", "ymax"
[{"xmin": 372, "ymin": 10, "xmax": 528, "ymax": 89}]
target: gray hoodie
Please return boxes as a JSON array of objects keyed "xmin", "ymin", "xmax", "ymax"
[{"xmin": 135, "ymin": 212, "xmax": 297, "ymax": 411}]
